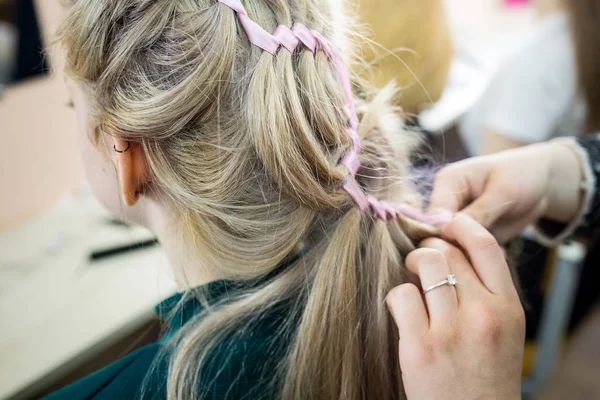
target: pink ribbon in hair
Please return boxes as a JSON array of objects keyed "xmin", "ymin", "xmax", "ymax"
[
  {"xmin": 218, "ymin": 0, "xmax": 281, "ymax": 54},
  {"xmin": 217, "ymin": 0, "xmax": 454, "ymax": 227},
  {"xmin": 273, "ymin": 25, "xmax": 299, "ymax": 53},
  {"xmin": 291, "ymin": 24, "xmax": 317, "ymax": 53}
]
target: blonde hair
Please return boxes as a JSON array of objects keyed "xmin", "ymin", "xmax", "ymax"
[{"xmin": 59, "ymin": 1, "xmax": 434, "ymax": 399}]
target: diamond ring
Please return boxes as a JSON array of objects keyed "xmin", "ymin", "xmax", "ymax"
[{"xmin": 423, "ymin": 274, "xmax": 458, "ymax": 295}]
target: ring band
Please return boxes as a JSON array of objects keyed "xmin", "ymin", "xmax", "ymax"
[{"xmin": 423, "ymin": 274, "xmax": 457, "ymax": 295}]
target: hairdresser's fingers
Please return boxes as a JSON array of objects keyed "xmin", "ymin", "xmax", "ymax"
[
  {"xmin": 419, "ymin": 238, "xmax": 486, "ymax": 302},
  {"xmin": 459, "ymin": 190, "xmax": 514, "ymax": 230},
  {"xmin": 442, "ymin": 215, "xmax": 516, "ymax": 296},
  {"xmin": 387, "ymin": 284, "xmax": 429, "ymax": 339},
  {"xmin": 431, "ymin": 162, "xmax": 514, "ymax": 229},
  {"xmin": 406, "ymin": 249, "xmax": 458, "ymax": 324},
  {"xmin": 490, "ymin": 204, "xmax": 547, "ymax": 244},
  {"xmin": 430, "ymin": 161, "xmax": 490, "ymax": 213}
]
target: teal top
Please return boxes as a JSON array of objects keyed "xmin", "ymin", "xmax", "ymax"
[{"xmin": 44, "ymin": 279, "xmax": 290, "ymax": 400}]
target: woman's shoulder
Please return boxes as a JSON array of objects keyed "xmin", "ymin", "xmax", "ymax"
[
  {"xmin": 43, "ymin": 343, "xmax": 166, "ymax": 400},
  {"xmin": 43, "ymin": 284, "xmax": 291, "ymax": 400}
]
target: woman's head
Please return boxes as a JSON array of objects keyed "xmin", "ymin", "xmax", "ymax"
[
  {"xmin": 59, "ymin": 1, "xmax": 433, "ymax": 398},
  {"xmin": 60, "ymin": 0, "xmax": 427, "ymax": 276}
]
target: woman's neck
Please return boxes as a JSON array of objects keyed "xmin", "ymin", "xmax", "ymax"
[{"xmin": 143, "ymin": 198, "xmax": 224, "ymax": 291}]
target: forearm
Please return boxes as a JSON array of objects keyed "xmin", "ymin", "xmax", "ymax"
[
  {"xmin": 533, "ymin": 137, "xmax": 597, "ymax": 246},
  {"xmin": 544, "ymin": 141, "xmax": 586, "ymax": 223}
]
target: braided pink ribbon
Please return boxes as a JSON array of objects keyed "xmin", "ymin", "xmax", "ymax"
[{"xmin": 218, "ymin": 0, "xmax": 453, "ymax": 226}]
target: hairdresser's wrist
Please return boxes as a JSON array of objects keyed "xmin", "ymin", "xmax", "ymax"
[{"xmin": 543, "ymin": 140, "xmax": 586, "ymax": 224}]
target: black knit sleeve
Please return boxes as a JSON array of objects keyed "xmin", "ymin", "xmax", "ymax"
[{"xmin": 575, "ymin": 134, "xmax": 600, "ymax": 228}]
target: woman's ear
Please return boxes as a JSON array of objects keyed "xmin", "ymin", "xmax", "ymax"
[{"xmin": 112, "ymin": 137, "xmax": 150, "ymax": 206}]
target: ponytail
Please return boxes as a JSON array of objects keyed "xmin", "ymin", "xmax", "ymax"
[
  {"xmin": 285, "ymin": 209, "xmax": 364, "ymax": 399},
  {"xmin": 285, "ymin": 207, "xmax": 424, "ymax": 400}
]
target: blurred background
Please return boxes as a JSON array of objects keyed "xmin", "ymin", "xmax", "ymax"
[{"xmin": 0, "ymin": 0, "xmax": 598, "ymax": 399}]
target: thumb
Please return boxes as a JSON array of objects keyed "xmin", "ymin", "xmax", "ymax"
[
  {"xmin": 430, "ymin": 161, "xmax": 490, "ymax": 213},
  {"xmin": 460, "ymin": 190, "xmax": 511, "ymax": 229}
]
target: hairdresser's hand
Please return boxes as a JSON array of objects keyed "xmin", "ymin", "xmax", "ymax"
[
  {"xmin": 430, "ymin": 141, "xmax": 583, "ymax": 243},
  {"xmin": 387, "ymin": 215, "xmax": 525, "ymax": 400}
]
